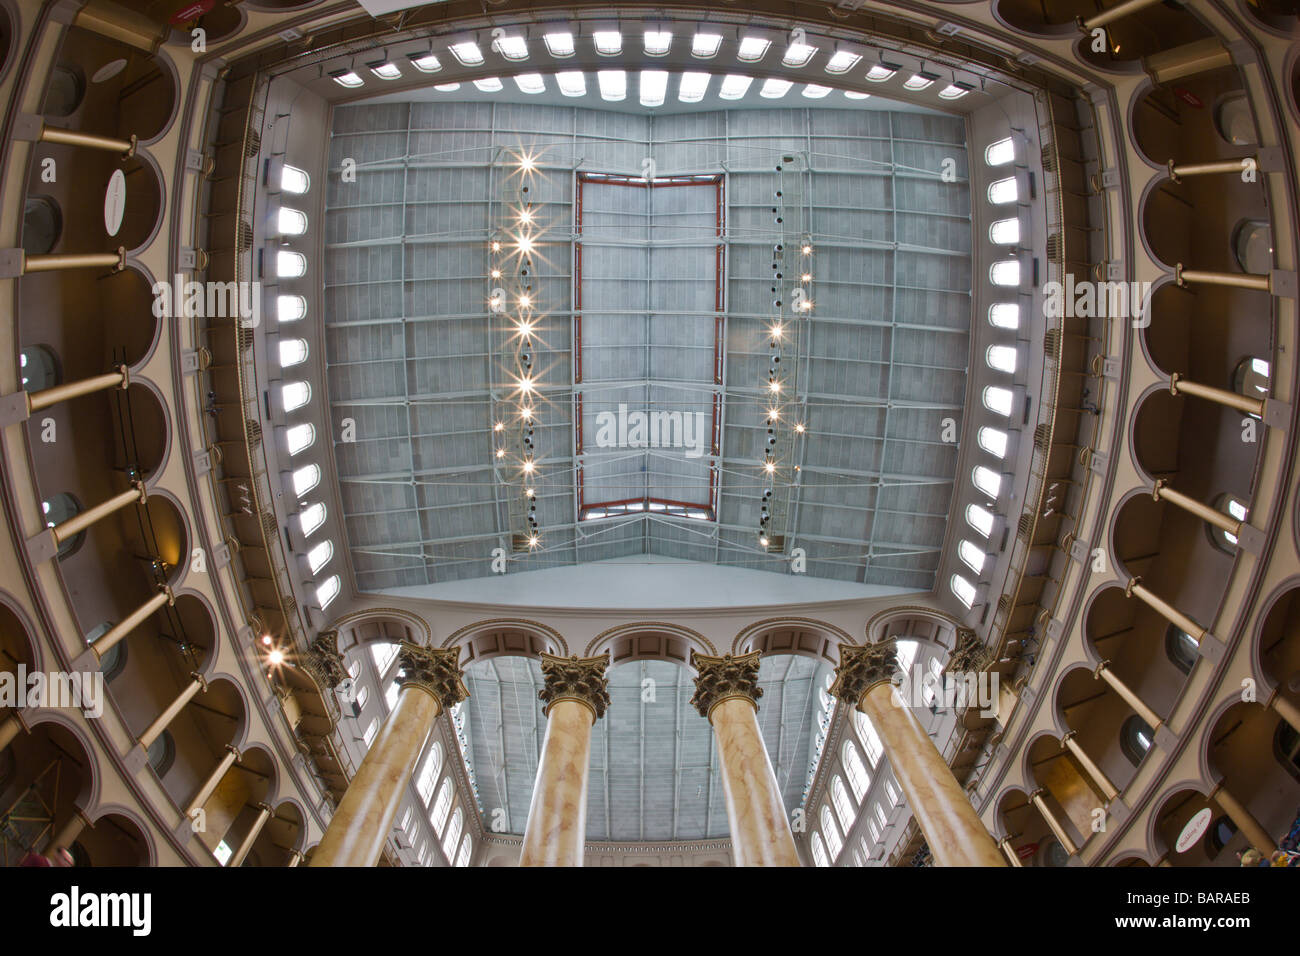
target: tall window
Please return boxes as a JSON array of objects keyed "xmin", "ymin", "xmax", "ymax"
[
  {"xmin": 958, "ymin": 539, "xmax": 986, "ymax": 574},
  {"xmin": 811, "ymin": 832, "xmax": 829, "ymax": 867},
  {"xmin": 821, "ymin": 806, "xmax": 843, "ymax": 860},
  {"xmin": 856, "ymin": 711, "xmax": 884, "ymax": 766},
  {"xmin": 299, "ymin": 502, "xmax": 325, "ymax": 536},
  {"xmin": 280, "ymin": 164, "xmax": 310, "ymax": 194},
  {"xmin": 843, "ymin": 740, "xmax": 870, "ymax": 799},
  {"xmin": 417, "ymin": 743, "xmax": 443, "ymax": 803},
  {"xmin": 431, "ymin": 779, "xmax": 454, "ymax": 832},
  {"xmin": 831, "ymin": 777, "xmax": 854, "ymax": 833},
  {"xmin": 292, "ymin": 464, "xmax": 320, "ymax": 496},
  {"xmin": 442, "ymin": 808, "xmax": 463, "ymax": 858},
  {"xmin": 279, "ymin": 338, "xmax": 308, "ymax": 368},
  {"xmin": 286, "ymin": 423, "xmax": 315, "ymax": 455},
  {"xmin": 371, "ymin": 641, "xmax": 398, "ymax": 673},
  {"xmin": 952, "ymin": 574, "xmax": 977, "ymax": 608},
  {"xmin": 966, "ymin": 503, "xmax": 994, "ymax": 537},
  {"xmin": 307, "ymin": 539, "xmax": 333, "ymax": 573},
  {"xmin": 454, "ymin": 836, "xmax": 471, "ymax": 867},
  {"xmin": 316, "ymin": 574, "xmax": 340, "ymax": 609}
]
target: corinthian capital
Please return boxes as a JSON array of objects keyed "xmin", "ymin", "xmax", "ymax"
[
  {"xmin": 829, "ymin": 641, "xmax": 898, "ymax": 707},
  {"xmin": 396, "ymin": 643, "xmax": 469, "ymax": 710},
  {"xmin": 538, "ymin": 652, "xmax": 610, "ymax": 721},
  {"xmin": 690, "ymin": 650, "xmax": 763, "ymax": 720},
  {"xmin": 946, "ymin": 628, "xmax": 993, "ymax": 675},
  {"xmin": 303, "ymin": 629, "xmax": 347, "ymax": 690}
]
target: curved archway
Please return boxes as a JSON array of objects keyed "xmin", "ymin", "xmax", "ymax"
[
  {"xmin": 47, "ymin": 27, "xmax": 179, "ymax": 144},
  {"xmin": 444, "ymin": 618, "xmax": 567, "ymax": 662},
  {"xmin": 584, "ymin": 622, "xmax": 714, "ymax": 663},
  {"xmin": 81, "ymin": 806, "xmax": 154, "ymax": 866},
  {"xmin": 731, "ymin": 617, "xmax": 852, "ymax": 660}
]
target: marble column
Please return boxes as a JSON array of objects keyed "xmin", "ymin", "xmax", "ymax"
[
  {"xmin": 519, "ymin": 652, "xmax": 610, "ymax": 867},
  {"xmin": 1062, "ymin": 731, "xmax": 1119, "ymax": 802},
  {"xmin": 186, "ymin": 745, "xmax": 240, "ymax": 820},
  {"xmin": 230, "ymin": 803, "xmax": 273, "ymax": 868},
  {"xmin": 1212, "ymin": 783, "xmax": 1277, "ymax": 856},
  {"xmin": 48, "ymin": 808, "xmax": 89, "ymax": 853},
  {"xmin": 0, "ymin": 710, "xmax": 27, "ymax": 751},
  {"xmin": 311, "ymin": 643, "xmax": 467, "ymax": 868},
  {"xmin": 691, "ymin": 650, "xmax": 799, "ymax": 867},
  {"xmin": 139, "ymin": 673, "xmax": 205, "ymax": 749},
  {"xmin": 1268, "ymin": 691, "xmax": 1300, "ymax": 735},
  {"xmin": 999, "ymin": 836, "xmax": 1023, "ymax": 867},
  {"xmin": 1031, "ymin": 788, "xmax": 1079, "ymax": 855},
  {"xmin": 831, "ymin": 641, "xmax": 1005, "ymax": 867}
]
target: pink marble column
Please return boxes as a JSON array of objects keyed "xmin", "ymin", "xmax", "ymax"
[
  {"xmin": 691, "ymin": 650, "xmax": 799, "ymax": 867},
  {"xmin": 311, "ymin": 643, "xmax": 467, "ymax": 868},
  {"xmin": 833, "ymin": 641, "xmax": 1005, "ymax": 867},
  {"xmin": 520, "ymin": 652, "xmax": 609, "ymax": 867}
]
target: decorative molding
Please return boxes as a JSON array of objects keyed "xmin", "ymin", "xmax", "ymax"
[
  {"xmin": 946, "ymin": 628, "xmax": 994, "ymax": 674},
  {"xmin": 443, "ymin": 617, "xmax": 568, "ymax": 656},
  {"xmin": 329, "ymin": 607, "xmax": 433, "ymax": 645},
  {"xmin": 829, "ymin": 641, "xmax": 898, "ymax": 706},
  {"xmin": 729, "ymin": 616, "xmax": 853, "ymax": 655},
  {"xmin": 537, "ymin": 652, "xmax": 611, "ymax": 720},
  {"xmin": 585, "ymin": 621, "xmax": 716, "ymax": 658},
  {"xmin": 396, "ymin": 642, "xmax": 468, "ymax": 710},
  {"xmin": 302, "ymin": 629, "xmax": 346, "ymax": 690},
  {"xmin": 689, "ymin": 650, "xmax": 762, "ymax": 719}
]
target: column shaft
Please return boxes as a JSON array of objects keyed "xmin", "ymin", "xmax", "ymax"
[
  {"xmin": 1063, "ymin": 733, "xmax": 1120, "ymax": 801},
  {"xmin": 1213, "ymin": 785, "xmax": 1277, "ymax": 856},
  {"xmin": 186, "ymin": 747, "xmax": 239, "ymax": 819},
  {"xmin": 1270, "ymin": 694, "xmax": 1300, "ymax": 735},
  {"xmin": 311, "ymin": 685, "xmax": 439, "ymax": 867},
  {"xmin": 91, "ymin": 588, "xmax": 171, "ymax": 659},
  {"xmin": 1082, "ymin": 0, "xmax": 1162, "ymax": 29},
  {"xmin": 53, "ymin": 484, "xmax": 144, "ymax": 543},
  {"xmin": 860, "ymin": 682, "xmax": 1005, "ymax": 866},
  {"xmin": 1128, "ymin": 580, "xmax": 1207, "ymax": 642},
  {"xmin": 999, "ymin": 837, "xmax": 1024, "ymax": 867},
  {"xmin": 26, "ymin": 368, "xmax": 128, "ymax": 414},
  {"xmin": 1154, "ymin": 482, "xmax": 1239, "ymax": 535},
  {"xmin": 0, "ymin": 711, "xmax": 23, "ymax": 751},
  {"xmin": 711, "ymin": 696, "xmax": 799, "ymax": 867},
  {"xmin": 1096, "ymin": 663, "xmax": 1164, "ymax": 730},
  {"xmin": 1170, "ymin": 374, "xmax": 1265, "ymax": 416},
  {"xmin": 519, "ymin": 698, "xmax": 594, "ymax": 867},
  {"xmin": 48, "ymin": 812, "xmax": 87, "ymax": 851},
  {"xmin": 139, "ymin": 675, "xmax": 204, "ymax": 749},
  {"xmin": 230, "ymin": 804, "xmax": 272, "ymax": 868},
  {"xmin": 1030, "ymin": 790, "xmax": 1079, "ymax": 855}
]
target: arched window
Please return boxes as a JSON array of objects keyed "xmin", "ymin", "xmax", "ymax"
[
  {"xmin": 986, "ymin": 345, "xmax": 1017, "ymax": 374},
  {"xmin": 966, "ymin": 503, "xmax": 994, "ymax": 537},
  {"xmin": 454, "ymin": 836, "xmax": 472, "ymax": 867},
  {"xmin": 316, "ymin": 574, "xmax": 341, "ymax": 610},
  {"xmin": 978, "ymin": 427, "xmax": 1008, "ymax": 458},
  {"xmin": 988, "ymin": 176, "xmax": 1018, "ymax": 204},
  {"xmin": 989, "ymin": 217, "xmax": 1019, "ymax": 245},
  {"xmin": 1208, "ymin": 493, "xmax": 1249, "ymax": 551},
  {"xmin": 811, "ymin": 832, "xmax": 829, "ymax": 867},
  {"xmin": 417, "ymin": 744, "xmax": 443, "ymax": 804},
  {"xmin": 371, "ymin": 641, "xmax": 398, "ymax": 673},
  {"xmin": 277, "ymin": 207, "xmax": 307, "ymax": 236},
  {"xmin": 146, "ymin": 729, "xmax": 174, "ymax": 777},
  {"xmin": 1233, "ymin": 357, "xmax": 1270, "ymax": 407},
  {"xmin": 277, "ymin": 295, "xmax": 306, "ymax": 323},
  {"xmin": 985, "ymin": 137, "xmax": 1014, "ymax": 166},
  {"xmin": 989, "ymin": 260, "xmax": 1020, "ymax": 287},
  {"xmin": 307, "ymin": 539, "xmax": 333, "ymax": 573},
  {"xmin": 1165, "ymin": 624, "xmax": 1198, "ymax": 675},
  {"xmin": 983, "ymin": 385, "xmax": 1013, "ymax": 416},
  {"xmin": 895, "ymin": 639, "xmax": 918, "ymax": 675},
  {"xmin": 286, "ymin": 423, "xmax": 315, "ymax": 456},
  {"xmin": 279, "ymin": 338, "xmax": 308, "ymax": 368},
  {"xmin": 282, "ymin": 381, "xmax": 310, "ymax": 412},
  {"xmin": 782, "ymin": 40, "xmax": 817, "ymax": 67},
  {"xmin": 431, "ymin": 778, "xmax": 454, "ymax": 831},
  {"xmin": 276, "ymin": 250, "xmax": 306, "ymax": 278},
  {"xmin": 19, "ymin": 346, "xmax": 59, "ymax": 391},
  {"xmin": 1119, "ymin": 714, "xmax": 1154, "ymax": 766},
  {"xmin": 988, "ymin": 303, "xmax": 1019, "ymax": 329},
  {"xmin": 951, "ymin": 574, "xmax": 977, "ymax": 608},
  {"xmin": 821, "ymin": 806, "xmax": 843, "ymax": 860},
  {"xmin": 831, "ymin": 776, "xmax": 854, "ymax": 833},
  {"xmin": 280, "ymin": 164, "xmax": 310, "ymax": 194},
  {"xmin": 973, "ymin": 465, "xmax": 1002, "ymax": 498},
  {"xmin": 855, "ymin": 711, "xmax": 884, "ymax": 766},
  {"xmin": 442, "ymin": 808, "xmax": 463, "ymax": 858},
  {"xmin": 362, "ymin": 717, "xmax": 379, "ymax": 747},
  {"xmin": 958, "ymin": 539, "xmax": 986, "ymax": 575},
  {"xmin": 292, "ymin": 463, "xmax": 321, "ymax": 496},
  {"xmin": 843, "ymin": 741, "xmax": 870, "ymax": 799},
  {"xmin": 449, "ymin": 41, "xmax": 484, "ymax": 65},
  {"xmin": 86, "ymin": 622, "xmax": 126, "ymax": 682},
  {"xmin": 41, "ymin": 494, "xmax": 83, "ymax": 557},
  {"xmin": 299, "ymin": 502, "xmax": 326, "ymax": 536},
  {"xmin": 1232, "ymin": 220, "xmax": 1272, "ymax": 274}
]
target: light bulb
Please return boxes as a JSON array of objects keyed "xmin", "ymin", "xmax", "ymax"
[{"xmin": 764, "ymin": 461, "xmax": 776, "ymax": 474}]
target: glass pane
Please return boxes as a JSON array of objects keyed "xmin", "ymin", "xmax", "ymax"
[
  {"xmin": 985, "ymin": 137, "xmax": 1014, "ymax": 166},
  {"xmin": 983, "ymin": 386, "xmax": 1013, "ymax": 416},
  {"xmin": 281, "ymin": 165, "xmax": 309, "ymax": 193}
]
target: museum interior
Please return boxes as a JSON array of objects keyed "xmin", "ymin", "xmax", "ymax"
[{"xmin": 0, "ymin": 0, "xmax": 1298, "ymax": 868}]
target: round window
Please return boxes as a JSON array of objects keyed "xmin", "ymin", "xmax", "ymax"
[
  {"xmin": 1232, "ymin": 220, "xmax": 1273, "ymax": 275},
  {"xmin": 22, "ymin": 196, "xmax": 62, "ymax": 256},
  {"xmin": 19, "ymin": 345, "xmax": 60, "ymax": 392},
  {"xmin": 1214, "ymin": 94, "xmax": 1256, "ymax": 147},
  {"xmin": 42, "ymin": 65, "xmax": 85, "ymax": 117}
]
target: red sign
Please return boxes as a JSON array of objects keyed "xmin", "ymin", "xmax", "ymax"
[
  {"xmin": 1015, "ymin": 842, "xmax": 1038, "ymax": 860},
  {"xmin": 1173, "ymin": 87, "xmax": 1204, "ymax": 109},
  {"xmin": 170, "ymin": 0, "xmax": 214, "ymax": 26}
]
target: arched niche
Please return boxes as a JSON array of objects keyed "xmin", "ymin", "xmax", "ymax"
[
  {"xmin": 79, "ymin": 807, "xmax": 153, "ymax": 866},
  {"xmin": 584, "ymin": 623, "xmax": 713, "ymax": 665},
  {"xmin": 731, "ymin": 618, "xmax": 851, "ymax": 661}
]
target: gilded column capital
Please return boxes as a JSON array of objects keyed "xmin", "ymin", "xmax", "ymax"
[
  {"xmin": 396, "ymin": 642, "xmax": 469, "ymax": 710},
  {"xmin": 945, "ymin": 628, "xmax": 993, "ymax": 675},
  {"xmin": 829, "ymin": 641, "xmax": 898, "ymax": 707},
  {"xmin": 689, "ymin": 650, "xmax": 763, "ymax": 721},
  {"xmin": 537, "ymin": 652, "xmax": 610, "ymax": 721},
  {"xmin": 303, "ymin": 629, "xmax": 347, "ymax": 690}
]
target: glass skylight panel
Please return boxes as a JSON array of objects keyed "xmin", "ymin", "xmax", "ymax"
[
  {"xmin": 989, "ymin": 260, "xmax": 1021, "ymax": 287},
  {"xmin": 979, "ymin": 427, "xmax": 1009, "ymax": 458},
  {"xmin": 544, "ymin": 32, "xmax": 575, "ymax": 57},
  {"xmin": 903, "ymin": 73, "xmax": 937, "ymax": 91},
  {"xmin": 278, "ymin": 207, "xmax": 307, "ymax": 236},
  {"xmin": 449, "ymin": 41, "xmax": 484, "ymax": 66},
  {"xmin": 985, "ymin": 137, "xmax": 1015, "ymax": 166},
  {"xmin": 865, "ymin": 63, "xmax": 897, "ymax": 81},
  {"xmin": 973, "ymin": 465, "xmax": 1002, "ymax": 498},
  {"xmin": 409, "ymin": 53, "xmax": 440, "ymax": 73},
  {"xmin": 593, "ymin": 30, "xmax": 622, "ymax": 55},
  {"xmin": 514, "ymin": 73, "xmax": 545, "ymax": 94},
  {"xmin": 737, "ymin": 37, "xmax": 770, "ymax": 61},
  {"xmin": 644, "ymin": 30, "xmax": 672, "ymax": 55},
  {"xmin": 983, "ymin": 385, "xmax": 1014, "ymax": 416},
  {"xmin": 825, "ymin": 51, "xmax": 861, "ymax": 73},
  {"xmin": 989, "ymin": 217, "xmax": 1020, "ymax": 245},
  {"xmin": 966, "ymin": 504, "xmax": 994, "ymax": 537},
  {"xmin": 276, "ymin": 250, "xmax": 306, "ymax": 278},
  {"xmin": 938, "ymin": 83, "xmax": 971, "ymax": 99},
  {"xmin": 988, "ymin": 302, "xmax": 1019, "ymax": 329},
  {"xmin": 783, "ymin": 42, "xmax": 817, "ymax": 67},
  {"xmin": 369, "ymin": 62, "xmax": 401, "ymax": 79},
  {"xmin": 433, "ymin": 82, "xmax": 461, "ymax": 92},
  {"xmin": 760, "ymin": 78, "xmax": 793, "ymax": 98},
  {"xmin": 802, "ymin": 84, "xmax": 832, "ymax": 98},
  {"xmin": 843, "ymin": 90, "xmax": 871, "ymax": 100},
  {"xmin": 639, "ymin": 70, "xmax": 667, "ymax": 107},
  {"xmin": 330, "ymin": 70, "xmax": 362, "ymax": 88},
  {"xmin": 719, "ymin": 74, "xmax": 753, "ymax": 99},
  {"xmin": 494, "ymin": 35, "xmax": 528, "ymax": 60},
  {"xmin": 597, "ymin": 70, "xmax": 625, "ymax": 101},
  {"xmin": 280, "ymin": 165, "xmax": 310, "ymax": 194},
  {"xmin": 987, "ymin": 345, "xmax": 1018, "ymax": 373},
  {"xmin": 556, "ymin": 71, "xmax": 586, "ymax": 96},
  {"xmin": 959, "ymin": 540, "xmax": 986, "ymax": 574},
  {"xmin": 692, "ymin": 32, "xmax": 722, "ymax": 57},
  {"xmin": 988, "ymin": 176, "xmax": 1018, "ymax": 204},
  {"xmin": 679, "ymin": 72, "xmax": 710, "ymax": 103},
  {"xmin": 472, "ymin": 77, "xmax": 503, "ymax": 92}
]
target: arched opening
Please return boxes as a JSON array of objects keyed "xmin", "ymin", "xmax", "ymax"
[
  {"xmin": 159, "ymin": 677, "xmax": 244, "ymax": 813},
  {"xmin": 78, "ymin": 811, "xmax": 151, "ymax": 866},
  {"xmin": 46, "ymin": 27, "xmax": 178, "ymax": 144},
  {"xmin": 0, "ymin": 721, "xmax": 94, "ymax": 865}
]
